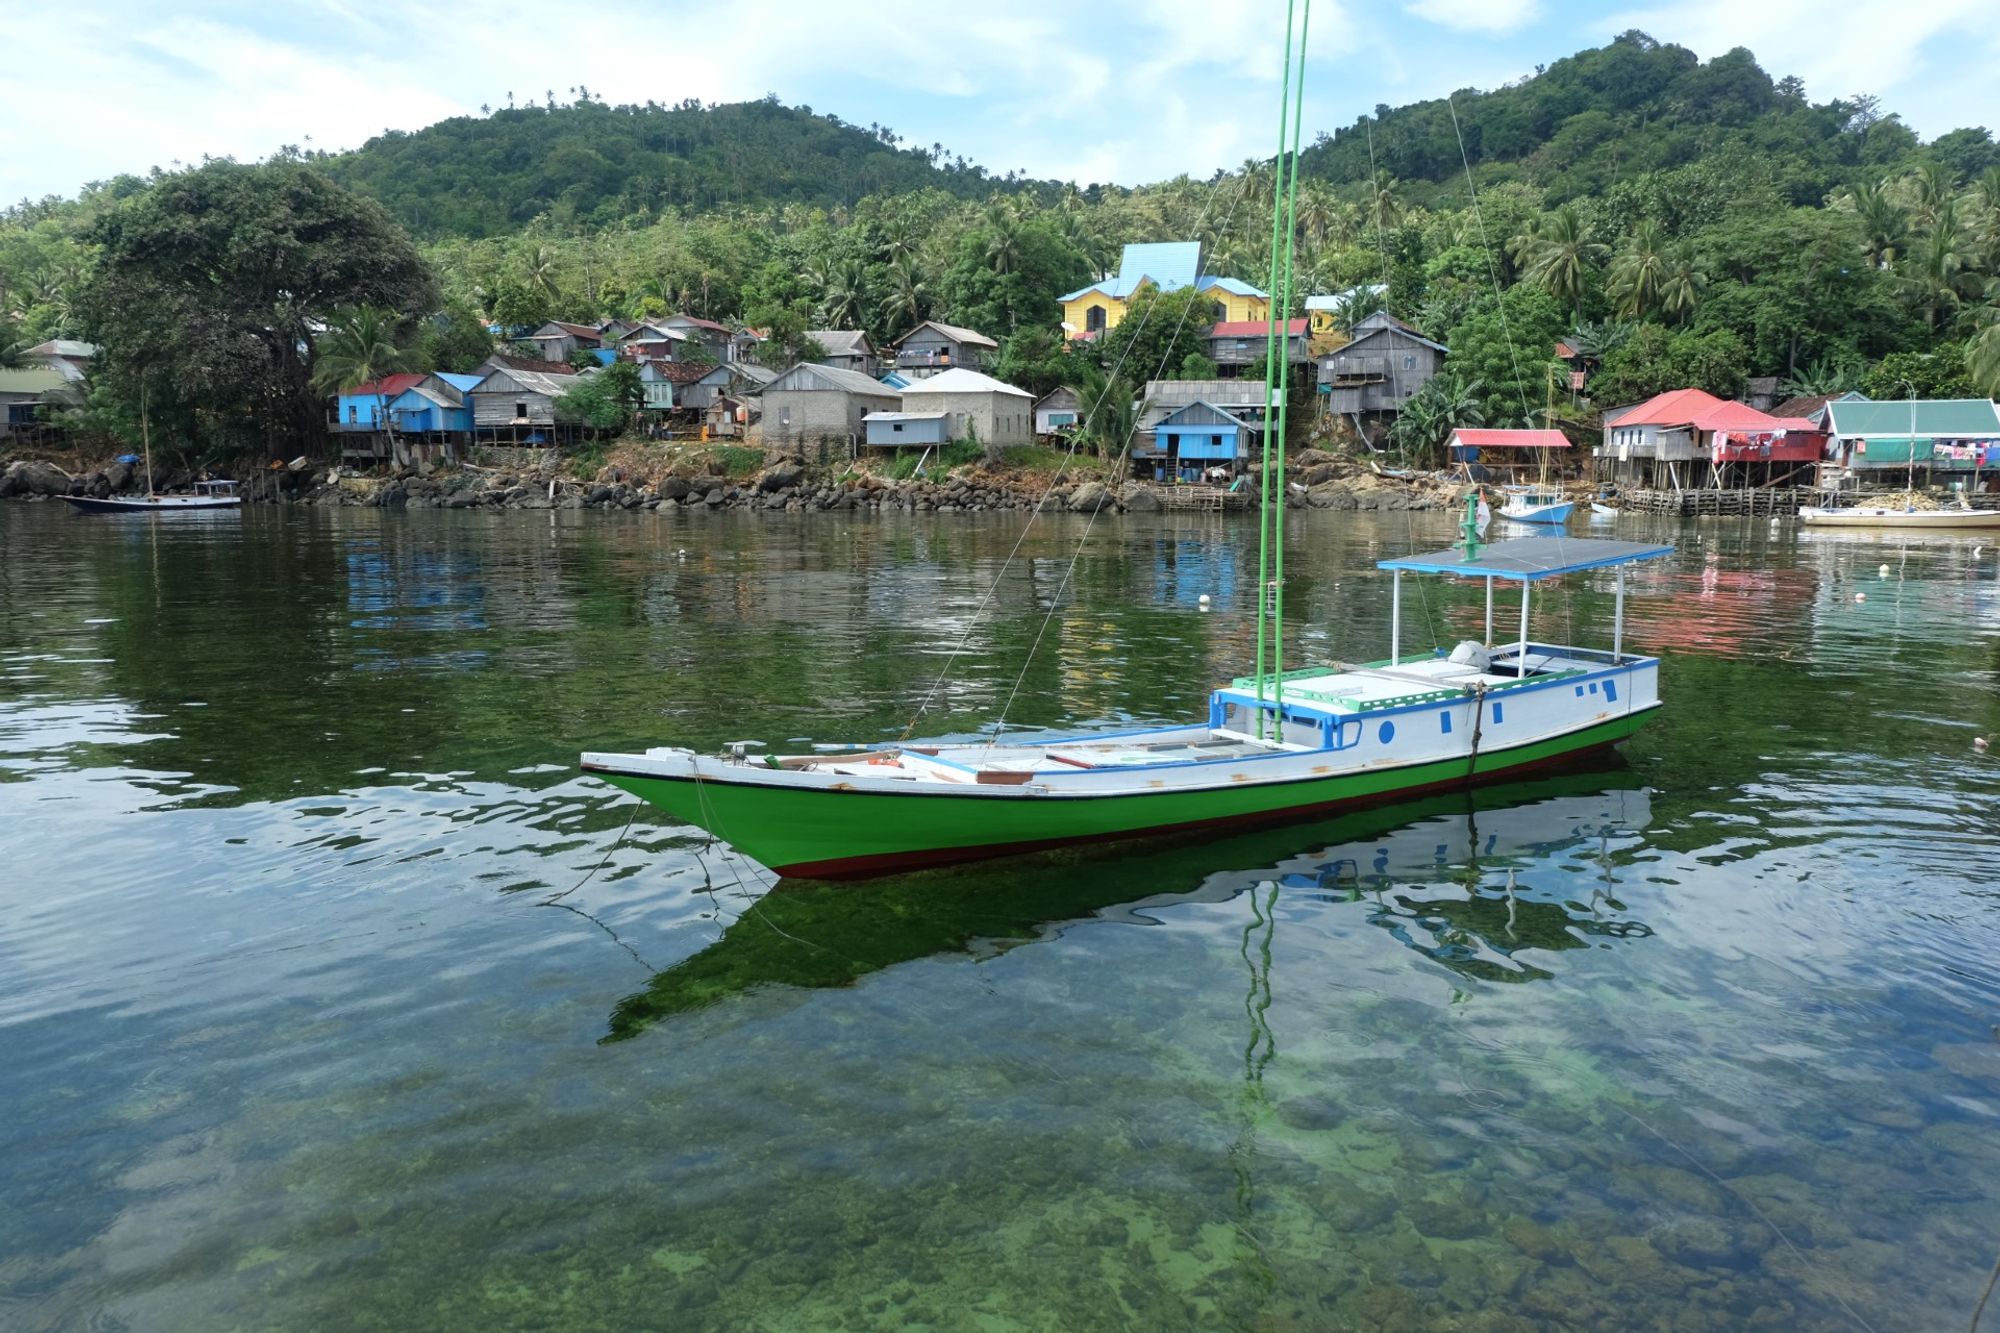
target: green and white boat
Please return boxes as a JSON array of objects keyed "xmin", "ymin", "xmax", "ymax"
[
  {"xmin": 582, "ymin": 532, "xmax": 1671, "ymax": 879},
  {"xmin": 579, "ymin": 10, "xmax": 1672, "ymax": 880}
]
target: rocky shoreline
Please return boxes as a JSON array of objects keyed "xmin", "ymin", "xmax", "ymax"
[{"xmin": 1, "ymin": 451, "xmax": 1465, "ymax": 516}]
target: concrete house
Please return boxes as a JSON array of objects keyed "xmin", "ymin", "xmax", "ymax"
[
  {"xmin": 1318, "ymin": 312, "xmax": 1445, "ymax": 429},
  {"xmin": 754, "ymin": 363, "xmax": 902, "ymax": 452},
  {"xmin": 890, "ymin": 321, "xmax": 998, "ymax": 379},
  {"xmin": 805, "ymin": 330, "xmax": 878, "ymax": 377},
  {"xmin": 1059, "ymin": 241, "xmax": 1269, "ymax": 341},
  {"xmin": 898, "ymin": 368, "xmax": 1034, "ymax": 448}
]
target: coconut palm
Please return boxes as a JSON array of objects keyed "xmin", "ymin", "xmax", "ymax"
[
  {"xmin": 878, "ymin": 256, "xmax": 927, "ymax": 339},
  {"xmin": 311, "ymin": 305, "xmax": 410, "ymax": 394},
  {"xmin": 1903, "ymin": 160, "xmax": 1958, "ymax": 229},
  {"xmin": 1837, "ymin": 179, "xmax": 1907, "ymax": 269},
  {"xmin": 1658, "ymin": 240, "xmax": 1708, "ymax": 324},
  {"xmin": 1899, "ymin": 200, "xmax": 1977, "ymax": 330},
  {"xmin": 1606, "ymin": 220, "xmax": 1668, "ymax": 319},
  {"xmin": 1968, "ymin": 317, "xmax": 2000, "ymax": 397},
  {"xmin": 1520, "ymin": 206, "xmax": 1607, "ymax": 319}
]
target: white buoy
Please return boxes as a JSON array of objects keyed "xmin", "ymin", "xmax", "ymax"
[
  {"xmin": 1975, "ymin": 735, "xmax": 1990, "ymax": 753},
  {"xmin": 1855, "ymin": 592, "xmax": 1867, "ymax": 603},
  {"xmin": 1879, "ymin": 563, "xmax": 1891, "ymax": 578}
]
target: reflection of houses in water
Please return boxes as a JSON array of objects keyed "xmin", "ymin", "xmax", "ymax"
[
  {"xmin": 344, "ymin": 539, "xmax": 491, "ymax": 672},
  {"xmin": 601, "ymin": 777, "xmax": 1652, "ymax": 1041},
  {"xmin": 1149, "ymin": 533, "xmax": 1239, "ymax": 611},
  {"xmin": 1614, "ymin": 554, "xmax": 1814, "ymax": 660}
]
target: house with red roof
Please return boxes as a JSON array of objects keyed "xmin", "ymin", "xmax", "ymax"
[
  {"xmin": 334, "ymin": 374, "xmax": 427, "ymax": 432},
  {"xmin": 1598, "ymin": 388, "xmax": 1826, "ymax": 489},
  {"xmin": 1206, "ymin": 318, "xmax": 1309, "ymax": 375}
]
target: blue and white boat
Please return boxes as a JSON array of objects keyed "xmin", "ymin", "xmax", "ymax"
[{"xmin": 1500, "ymin": 485, "xmax": 1575, "ymax": 525}]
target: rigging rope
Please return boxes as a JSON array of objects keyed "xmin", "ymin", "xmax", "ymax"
[{"xmin": 901, "ymin": 170, "xmax": 1255, "ymax": 742}]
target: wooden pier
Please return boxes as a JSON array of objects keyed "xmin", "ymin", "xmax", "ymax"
[
  {"xmin": 1620, "ymin": 487, "xmax": 1807, "ymax": 516},
  {"xmin": 1158, "ymin": 485, "xmax": 1244, "ymax": 513}
]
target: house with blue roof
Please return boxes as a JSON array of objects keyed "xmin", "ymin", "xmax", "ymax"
[{"xmin": 1059, "ymin": 241, "xmax": 1268, "ymax": 341}]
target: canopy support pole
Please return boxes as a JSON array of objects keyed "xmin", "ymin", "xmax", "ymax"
[
  {"xmin": 1518, "ymin": 581, "xmax": 1531, "ymax": 678},
  {"xmin": 1390, "ymin": 570, "xmax": 1403, "ymax": 666},
  {"xmin": 1614, "ymin": 567, "xmax": 1626, "ymax": 662}
]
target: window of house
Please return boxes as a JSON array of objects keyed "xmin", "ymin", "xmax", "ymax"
[
  {"xmin": 347, "ymin": 406, "xmax": 357, "ymax": 423},
  {"xmin": 1086, "ymin": 306, "xmax": 1107, "ymax": 333},
  {"xmin": 515, "ymin": 402, "xmax": 528, "ymax": 418},
  {"xmin": 893, "ymin": 423, "xmax": 904, "ymax": 433},
  {"xmin": 1403, "ymin": 355, "xmax": 1415, "ymax": 370}
]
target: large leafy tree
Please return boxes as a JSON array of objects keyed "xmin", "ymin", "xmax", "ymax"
[
  {"xmin": 1090, "ymin": 285, "xmax": 1222, "ymax": 385},
  {"xmin": 1445, "ymin": 285, "xmax": 1567, "ymax": 427},
  {"xmin": 81, "ymin": 160, "xmax": 439, "ymax": 452}
]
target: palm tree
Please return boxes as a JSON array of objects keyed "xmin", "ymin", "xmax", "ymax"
[
  {"xmin": 817, "ymin": 256, "xmax": 869, "ymax": 329},
  {"xmin": 519, "ymin": 242, "xmax": 562, "ymax": 303},
  {"xmin": 878, "ymin": 257, "xmax": 927, "ymax": 339},
  {"xmin": 1659, "ymin": 240, "xmax": 1708, "ymax": 324},
  {"xmin": 1968, "ymin": 317, "xmax": 2000, "ymax": 397},
  {"xmin": 1296, "ymin": 179, "xmax": 1336, "ymax": 249},
  {"xmin": 1904, "ymin": 160, "xmax": 1958, "ymax": 229},
  {"xmin": 1367, "ymin": 170, "xmax": 1404, "ymax": 233},
  {"xmin": 984, "ymin": 207, "xmax": 1023, "ymax": 276},
  {"xmin": 1072, "ymin": 358, "xmax": 1136, "ymax": 460},
  {"xmin": 1521, "ymin": 206, "xmax": 1607, "ymax": 319},
  {"xmin": 1606, "ymin": 220, "xmax": 1668, "ymax": 320},
  {"xmin": 1900, "ymin": 200, "xmax": 1977, "ymax": 330},
  {"xmin": 311, "ymin": 306, "xmax": 411, "ymax": 429},
  {"xmin": 1838, "ymin": 179, "xmax": 1906, "ymax": 269}
]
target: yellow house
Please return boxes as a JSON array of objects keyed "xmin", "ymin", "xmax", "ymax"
[{"xmin": 1060, "ymin": 241, "xmax": 1269, "ymax": 341}]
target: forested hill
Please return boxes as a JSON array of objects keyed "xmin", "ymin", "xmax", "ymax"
[
  {"xmin": 322, "ymin": 96, "xmax": 1047, "ymax": 239},
  {"xmin": 1303, "ymin": 31, "xmax": 1999, "ymax": 207}
]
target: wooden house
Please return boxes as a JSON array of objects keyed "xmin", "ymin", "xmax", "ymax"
[
  {"xmin": 386, "ymin": 373, "xmax": 482, "ymax": 436},
  {"xmin": 469, "ymin": 366, "xmax": 575, "ymax": 438},
  {"xmin": 638, "ymin": 360, "xmax": 713, "ymax": 412},
  {"xmin": 616, "ymin": 322, "xmax": 687, "ymax": 362},
  {"xmin": 1059, "ymin": 241, "xmax": 1268, "ymax": 341},
  {"xmin": 1597, "ymin": 387, "xmax": 1826, "ymax": 489},
  {"xmin": 705, "ymin": 394, "xmax": 759, "ymax": 440},
  {"xmin": 806, "ymin": 330, "xmax": 879, "ymax": 378},
  {"xmin": 863, "ymin": 411, "xmax": 952, "ymax": 449},
  {"xmin": 1820, "ymin": 398, "xmax": 2000, "ymax": 489},
  {"xmin": 890, "ymin": 321, "xmax": 998, "ymax": 379},
  {"xmin": 661, "ymin": 315, "xmax": 739, "ymax": 363},
  {"xmin": 1207, "ymin": 318, "xmax": 1310, "ymax": 376},
  {"xmin": 518, "ymin": 321, "xmax": 603, "ymax": 362},
  {"xmin": 474, "ymin": 351, "xmax": 578, "ymax": 381},
  {"xmin": 753, "ymin": 363, "xmax": 902, "ymax": 456},
  {"xmin": 1318, "ymin": 312, "xmax": 1445, "ymax": 432},
  {"xmin": 1136, "ymin": 401, "xmax": 1253, "ymax": 482},
  {"xmin": 1034, "ymin": 386, "xmax": 1083, "ymax": 436},
  {"xmin": 335, "ymin": 374, "xmax": 426, "ymax": 431},
  {"xmin": 898, "ymin": 368, "xmax": 1034, "ymax": 447}
]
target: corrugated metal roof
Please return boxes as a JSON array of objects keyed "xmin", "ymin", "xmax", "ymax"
[
  {"xmin": 899, "ymin": 367, "xmax": 1032, "ymax": 398},
  {"xmin": 765, "ymin": 362, "xmax": 902, "ymax": 396},
  {"xmin": 1449, "ymin": 428, "xmax": 1571, "ymax": 449},
  {"xmin": 863, "ymin": 411, "xmax": 949, "ymax": 422},
  {"xmin": 806, "ymin": 330, "xmax": 873, "ymax": 357},
  {"xmin": 1826, "ymin": 398, "xmax": 2000, "ymax": 438},
  {"xmin": 1194, "ymin": 275, "xmax": 1268, "ymax": 298},
  {"xmin": 893, "ymin": 320, "xmax": 997, "ymax": 350},
  {"xmin": 26, "ymin": 339, "xmax": 96, "ymax": 358},
  {"xmin": 474, "ymin": 368, "xmax": 574, "ymax": 398},
  {"xmin": 344, "ymin": 374, "xmax": 427, "ymax": 397},
  {"xmin": 1612, "ymin": 387, "xmax": 1728, "ymax": 428},
  {"xmin": 1158, "ymin": 401, "xmax": 1251, "ymax": 428},
  {"xmin": 729, "ymin": 362, "xmax": 776, "ymax": 386}
]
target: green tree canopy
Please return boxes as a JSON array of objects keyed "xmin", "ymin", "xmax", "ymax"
[{"xmin": 80, "ymin": 160, "xmax": 439, "ymax": 453}]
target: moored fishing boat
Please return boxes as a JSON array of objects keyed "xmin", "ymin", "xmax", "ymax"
[
  {"xmin": 62, "ymin": 479, "xmax": 242, "ymax": 514},
  {"xmin": 1499, "ymin": 485, "xmax": 1575, "ymax": 525},
  {"xmin": 583, "ymin": 529, "xmax": 1671, "ymax": 878},
  {"xmin": 1797, "ymin": 499, "xmax": 2000, "ymax": 529}
]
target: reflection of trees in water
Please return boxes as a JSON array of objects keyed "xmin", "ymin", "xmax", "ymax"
[{"xmin": 1367, "ymin": 881, "xmax": 1652, "ymax": 984}]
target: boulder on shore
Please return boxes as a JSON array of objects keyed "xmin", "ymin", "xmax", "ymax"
[
  {"xmin": 1, "ymin": 460, "xmax": 71, "ymax": 497},
  {"xmin": 1119, "ymin": 482, "xmax": 1162, "ymax": 513},
  {"xmin": 1068, "ymin": 481, "xmax": 1111, "ymax": 513}
]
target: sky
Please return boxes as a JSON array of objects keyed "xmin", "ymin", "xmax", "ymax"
[{"xmin": 4, "ymin": 0, "xmax": 1997, "ymax": 205}]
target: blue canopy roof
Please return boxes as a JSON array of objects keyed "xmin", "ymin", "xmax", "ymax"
[{"xmin": 1378, "ymin": 537, "xmax": 1673, "ymax": 582}]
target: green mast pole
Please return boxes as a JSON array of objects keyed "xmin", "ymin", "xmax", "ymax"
[
  {"xmin": 1254, "ymin": 0, "xmax": 1300, "ymax": 740},
  {"xmin": 1270, "ymin": 0, "xmax": 1311, "ymax": 735}
]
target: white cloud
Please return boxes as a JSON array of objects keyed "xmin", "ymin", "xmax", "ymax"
[{"xmin": 1406, "ymin": 0, "xmax": 1545, "ymax": 35}]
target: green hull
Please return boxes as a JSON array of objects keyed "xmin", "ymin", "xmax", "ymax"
[{"xmin": 590, "ymin": 709, "xmax": 1655, "ymax": 879}]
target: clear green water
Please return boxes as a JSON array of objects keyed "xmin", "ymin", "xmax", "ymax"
[{"xmin": 3, "ymin": 502, "xmax": 1998, "ymax": 1331}]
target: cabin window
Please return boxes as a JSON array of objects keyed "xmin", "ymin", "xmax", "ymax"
[
  {"xmin": 1602, "ymin": 679, "xmax": 1617, "ymax": 702},
  {"xmin": 1492, "ymin": 701, "xmax": 1505, "ymax": 724},
  {"xmin": 1439, "ymin": 711, "xmax": 1452, "ymax": 734},
  {"xmin": 1378, "ymin": 721, "xmax": 1395, "ymax": 744}
]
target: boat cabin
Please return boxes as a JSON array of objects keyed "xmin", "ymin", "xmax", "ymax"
[{"xmin": 192, "ymin": 480, "xmax": 239, "ymax": 498}]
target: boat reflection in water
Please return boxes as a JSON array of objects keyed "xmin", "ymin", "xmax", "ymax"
[{"xmin": 604, "ymin": 767, "xmax": 1653, "ymax": 1042}]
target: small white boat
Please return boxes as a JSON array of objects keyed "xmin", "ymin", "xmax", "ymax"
[
  {"xmin": 1589, "ymin": 503, "xmax": 1616, "ymax": 521},
  {"xmin": 1499, "ymin": 487, "xmax": 1575, "ymax": 525},
  {"xmin": 1798, "ymin": 502, "xmax": 2000, "ymax": 530},
  {"xmin": 62, "ymin": 480, "xmax": 243, "ymax": 514}
]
